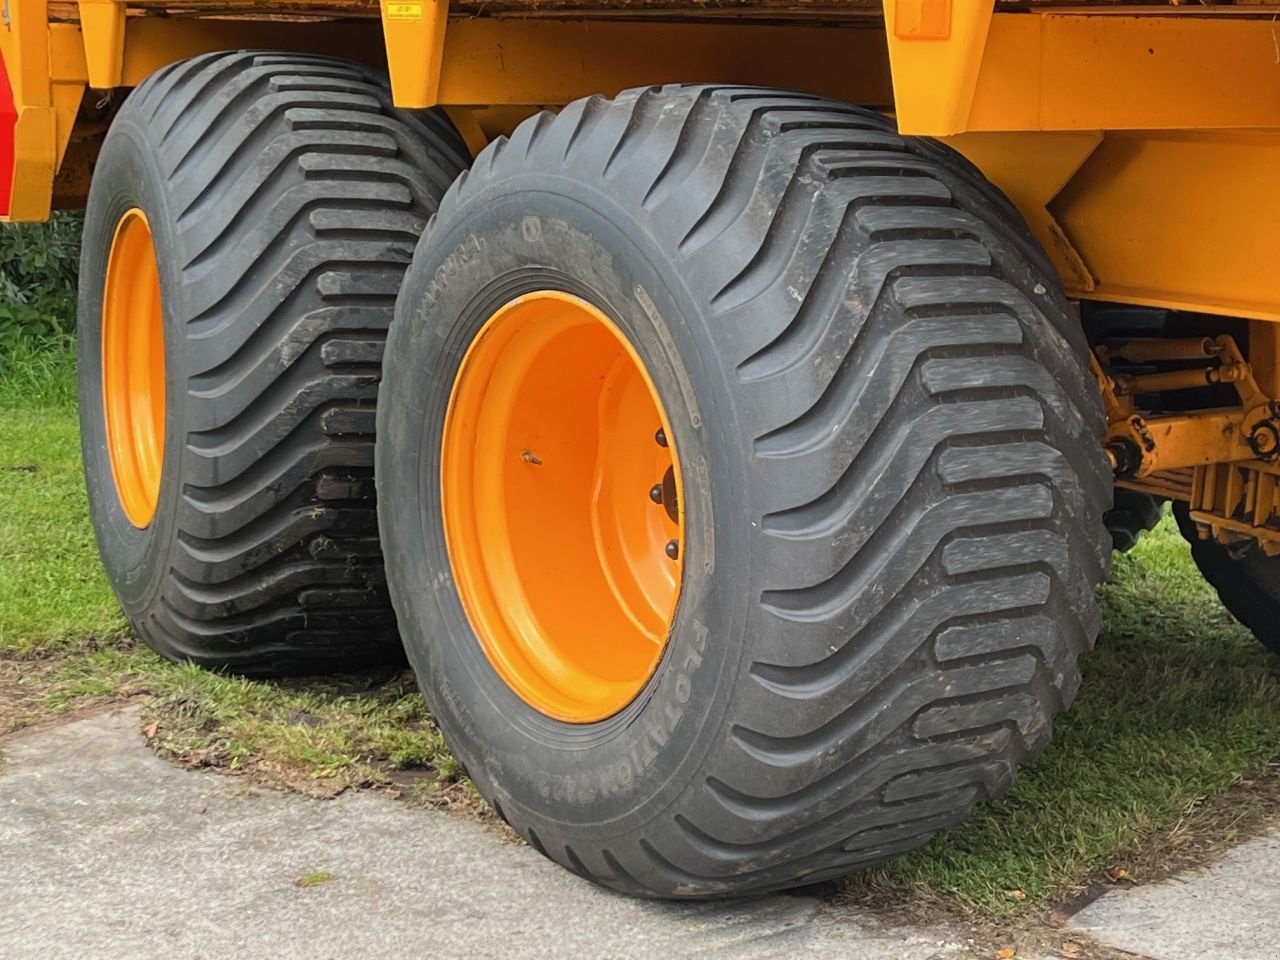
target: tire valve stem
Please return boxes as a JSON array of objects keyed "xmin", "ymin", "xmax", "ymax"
[
  {"xmin": 665, "ymin": 540, "xmax": 679, "ymax": 560},
  {"xmin": 649, "ymin": 484, "xmax": 664, "ymax": 504},
  {"xmin": 655, "ymin": 427, "xmax": 668, "ymax": 448}
]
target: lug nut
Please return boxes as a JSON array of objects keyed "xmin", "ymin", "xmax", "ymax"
[
  {"xmin": 655, "ymin": 428, "xmax": 668, "ymax": 448},
  {"xmin": 665, "ymin": 540, "xmax": 679, "ymax": 560},
  {"xmin": 649, "ymin": 484, "xmax": 664, "ymax": 504}
]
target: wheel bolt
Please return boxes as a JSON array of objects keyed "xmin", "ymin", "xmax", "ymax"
[
  {"xmin": 649, "ymin": 484, "xmax": 664, "ymax": 504},
  {"xmin": 655, "ymin": 427, "xmax": 668, "ymax": 448},
  {"xmin": 665, "ymin": 540, "xmax": 679, "ymax": 560}
]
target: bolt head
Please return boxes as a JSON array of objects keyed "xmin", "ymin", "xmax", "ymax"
[
  {"xmin": 654, "ymin": 428, "xmax": 668, "ymax": 448},
  {"xmin": 649, "ymin": 484, "xmax": 664, "ymax": 504},
  {"xmin": 1251, "ymin": 422, "xmax": 1280, "ymax": 457},
  {"xmin": 664, "ymin": 540, "xmax": 679, "ymax": 560}
]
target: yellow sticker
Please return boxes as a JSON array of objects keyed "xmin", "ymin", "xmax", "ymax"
[{"xmin": 386, "ymin": 2, "xmax": 423, "ymax": 21}]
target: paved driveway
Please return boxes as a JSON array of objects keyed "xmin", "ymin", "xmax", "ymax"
[{"xmin": 1, "ymin": 708, "xmax": 1275, "ymax": 960}]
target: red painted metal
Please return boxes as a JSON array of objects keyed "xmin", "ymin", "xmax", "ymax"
[{"xmin": 0, "ymin": 52, "xmax": 15, "ymax": 217}]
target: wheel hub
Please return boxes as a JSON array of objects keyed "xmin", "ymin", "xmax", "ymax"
[
  {"xmin": 441, "ymin": 291, "xmax": 684, "ymax": 723},
  {"xmin": 102, "ymin": 208, "xmax": 165, "ymax": 528}
]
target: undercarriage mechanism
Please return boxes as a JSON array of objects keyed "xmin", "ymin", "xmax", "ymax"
[{"xmin": 1088, "ymin": 304, "xmax": 1280, "ymax": 555}]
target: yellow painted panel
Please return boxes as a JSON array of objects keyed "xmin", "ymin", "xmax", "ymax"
[
  {"xmin": 8, "ymin": 106, "xmax": 56, "ymax": 221},
  {"xmin": 380, "ymin": 0, "xmax": 448, "ymax": 108},
  {"xmin": 77, "ymin": 0, "xmax": 126, "ymax": 89},
  {"xmin": 434, "ymin": 19, "xmax": 892, "ymax": 107},
  {"xmin": 948, "ymin": 130, "xmax": 1101, "ymax": 292},
  {"xmin": 118, "ymin": 18, "xmax": 386, "ymax": 85},
  {"xmin": 1055, "ymin": 131, "xmax": 1280, "ymax": 321},
  {"xmin": 8, "ymin": 0, "xmax": 50, "ymax": 108},
  {"xmin": 964, "ymin": 14, "xmax": 1280, "ymax": 133},
  {"xmin": 883, "ymin": 0, "xmax": 994, "ymax": 134}
]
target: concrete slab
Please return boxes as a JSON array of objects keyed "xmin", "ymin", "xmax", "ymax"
[
  {"xmin": 0, "ymin": 708, "xmax": 966, "ymax": 960},
  {"xmin": 1070, "ymin": 831, "xmax": 1280, "ymax": 960}
]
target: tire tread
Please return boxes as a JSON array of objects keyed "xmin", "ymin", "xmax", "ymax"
[
  {"xmin": 407, "ymin": 84, "xmax": 1108, "ymax": 896},
  {"xmin": 112, "ymin": 52, "xmax": 466, "ymax": 673}
]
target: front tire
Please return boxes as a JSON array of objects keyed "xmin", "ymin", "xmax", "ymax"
[
  {"xmin": 79, "ymin": 52, "xmax": 468, "ymax": 675},
  {"xmin": 379, "ymin": 86, "xmax": 1111, "ymax": 898}
]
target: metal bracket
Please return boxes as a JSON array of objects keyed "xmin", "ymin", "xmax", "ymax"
[
  {"xmin": 1094, "ymin": 335, "xmax": 1279, "ymax": 479},
  {"xmin": 1095, "ymin": 333, "xmax": 1280, "ymax": 553}
]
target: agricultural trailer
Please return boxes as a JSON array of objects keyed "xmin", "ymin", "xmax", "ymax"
[{"xmin": 2, "ymin": 0, "xmax": 1278, "ymax": 897}]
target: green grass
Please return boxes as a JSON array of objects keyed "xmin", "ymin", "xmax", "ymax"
[
  {"xmin": 295, "ymin": 870, "xmax": 336, "ymax": 888},
  {"xmin": 0, "ymin": 336, "xmax": 458, "ymax": 792},
  {"xmin": 0, "ymin": 332, "xmax": 78, "ymax": 410},
  {"xmin": 2, "ymin": 335, "xmax": 1279, "ymax": 913},
  {"xmin": 846, "ymin": 523, "xmax": 1280, "ymax": 912},
  {"xmin": 0, "ymin": 335, "xmax": 123, "ymax": 652}
]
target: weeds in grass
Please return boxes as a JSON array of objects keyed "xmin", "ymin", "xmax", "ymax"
[
  {"xmin": 0, "ymin": 332, "xmax": 77, "ymax": 410},
  {"xmin": 0, "ymin": 212, "xmax": 82, "ymax": 347}
]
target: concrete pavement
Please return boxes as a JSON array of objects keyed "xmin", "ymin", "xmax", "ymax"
[
  {"xmin": 1, "ymin": 706, "xmax": 1275, "ymax": 960},
  {"xmin": 0, "ymin": 708, "xmax": 966, "ymax": 960},
  {"xmin": 1071, "ymin": 831, "xmax": 1280, "ymax": 960}
]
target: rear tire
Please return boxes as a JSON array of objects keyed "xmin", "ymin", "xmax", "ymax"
[
  {"xmin": 1174, "ymin": 502, "xmax": 1280, "ymax": 655},
  {"xmin": 78, "ymin": 52, "xmax": 468, "ymax": 675},
  {"xmin": 1107, "ymin": 490, "xmax": 1165, "ymax": 553},
  {"xmin": 379, "ymin": 85, "xmax": 1111, "ymax": 898}
]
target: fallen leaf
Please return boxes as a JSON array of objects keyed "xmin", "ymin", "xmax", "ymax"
[
  {"xmin": 142, "ymin": 722, "xmax": 158, "ymax": 738},
  {"xmin": 1007, "ymin": 888, "xmax": 1027, "ymax": 902},
  {"xmin": 1060, "ymin": 941, "xmax": 1082, "ymax": 958},
  {"xmin": 996, "ymin": 949, "xmax": 1016, "ymax": 959},
  {"xmin": 1106, "ymin": 866, "xmax": 1132, "ymax": 883}
]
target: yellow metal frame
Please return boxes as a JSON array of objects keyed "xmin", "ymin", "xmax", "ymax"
[
  {"xmin": 380, "ymin": 0, "xmax": 448, "ymax": 109},
  {"xmin": 0, "ymin": 2, "xmax": 85, "ymax": 221},
  {"xmin": 888, "ymin": 10, "xmax": 1280, "ymax": 136},
  {"xmin": 6, "ymin": 1, "xmax": 1280, "ymax": 232},
  {"xmin": 7, "ymin": 0, "xmax": 1280, "ymax": 546},
  {"xmin": 1094, "ymin": 336, "xmax": 1276, "ymax": 479},
  {"xmin": 1189, "ymin": 462, "xmax": 1280, "ymax": 557},
  {"xmin": 1094, "ymin": 331, "xmax": 1280, "ymax": 552}
]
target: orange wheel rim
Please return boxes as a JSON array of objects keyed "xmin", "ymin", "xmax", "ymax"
[
  {"xmin": 102, "ymin": 208, "xmax": 166, "ymax": 528},
  {"xmin": 442, "ymin": 291, "xmax": 684, "ymax": 723}
]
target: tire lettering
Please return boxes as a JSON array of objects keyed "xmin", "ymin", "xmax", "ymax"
[
  {"xmin": 675, "ymin": 673, "xmax": 691, "ymax": 704},
  {"xmin": 423, "ymin": 233, "xmax": 482, "ymax": 308}
]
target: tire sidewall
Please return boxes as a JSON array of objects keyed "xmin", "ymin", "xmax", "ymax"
[
  {"xmin": 79, "ymin": 115, "xmax": 187, "ymax": 625},
  {"xmin": 381, "ymin": 182, "xmax": 752, "ymax": 835}
]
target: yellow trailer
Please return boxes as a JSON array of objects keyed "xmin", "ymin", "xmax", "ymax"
[{"xmin": 5, "ymin": 0, "xmax": 1280, "ymax": 897}]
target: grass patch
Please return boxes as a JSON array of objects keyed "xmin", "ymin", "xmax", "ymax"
[
  {"xmin": 0, "ymin": 332, "xmax": 77, "ymax": 410},
  {"xmin": 2, "ymin": 339, "xmax": 1278, "ymax": 914},
  {"xmin": 0, "ymin": 409, "xmax": 124, "ymax": 650},
  {"xmin": 844, "ymin": 519, "xmax": 1280, "ymax": 913},
  {"xmin": 295, "ymin": 870, "xmax": 336, "ymax": 888},
  {"xmin": 0, "ymin": 350, "xmax": 461, "ymax": 798}
]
